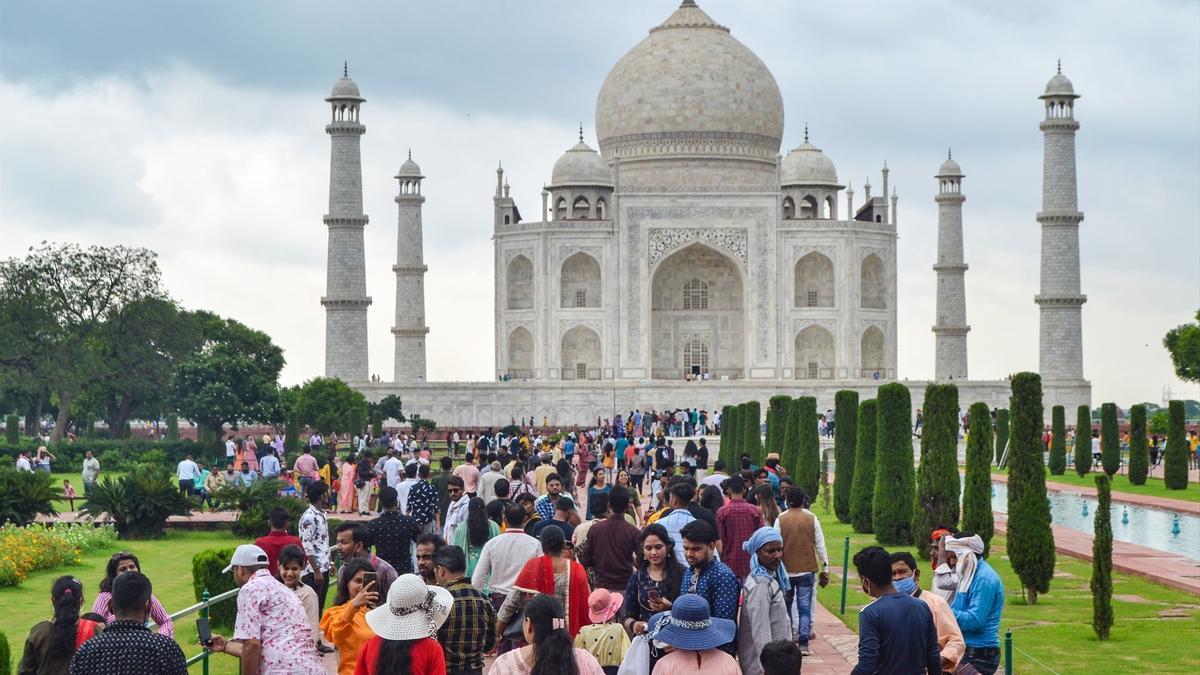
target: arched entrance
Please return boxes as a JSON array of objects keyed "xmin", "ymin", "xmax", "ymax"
[
  {"xmin": 795, "ymin": 325, "xmax": 835, "ymax": 379},
  {"xmin": 650, "ymin": 242, "xmax": 744, "ymax": 379},
  {"xmin": 560, "ymin": 325, "xmax": 601, "ymax": 380}
]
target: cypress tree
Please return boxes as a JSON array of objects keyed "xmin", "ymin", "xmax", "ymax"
[
  {"xmin": 795, "ymin": 396, "xmax": 820, "ymax": 497},
  {"xmin": 166, "ymin": 413, "xmax": 180, "ymax": 442},
  {"xmin": 1163, "ymin": 400, "xmax": 1189, "ymax": 490},
  {"xmin": 725, "ymin": 404, "xmax": 741, "ymax": 466},
  {"xmin": 780, "ymin": 398, "xmax": 801, "ymax": 482},
  {"xmin": 1091, "ymin": 474, "xmax": 1114, "ymax": 640},
  {"xmin": 873, "ymin": 383, "xmax": 915, "ymax": 545},
  {"xmin": 1127, "ymin": 404, "xmax": 1148, "ymax": 486},
  {"xmin": 5, "ymin": 415, "xmax": 17, "ymax": 444},
  {"xmin": 349, "ymin": 406, "xmax": 364, "ymax": 438},
  {"xmin": 1100, "ymin": 403, "xmax": 1120, "ymax": 477},
  {"xmin": 1007, "ymin": 372, "xmax": 1055, "ymax": 605},
  {"xmin": 1048, "ymin": 406, "xmax": 1067, "ymax": 475},
  {"xmin": 285, "ymin": 410, "xmax": 300, "ymax": 455},
  {"xmin": 743, "ymin": 401, "xmax": 763, "ymax": 467},
  {"xmin": 766, "ymin": 395, "xmax": 791, "ymax": 457},
  {"xmin": 962, "ymin": 401, "xmax": 995, "ymax": 555},
  {"xmin": 994, "ymin": 408, "xmax": 1010, "ymax": 465},
  {"xmin": 850, "ymin": 399, "xmax": 878, "ymax": 533},
  {"xmin": 719, "ymin": 405, "xmax": 737, "ymax": 468},
  {"xmin": 912, "ymin": 384, "xmax": 960, "ymax": 558},
  {"xmin": 1075, "ymin": 405, "xmax": 1093, "ymax": 476},
  {"xmin": 833, "ymin": 390, "xmax": 859, "ymax": 523},
  {"xmin": 371, "ymin": 410, "xmax": 383, "ymax": 437}
]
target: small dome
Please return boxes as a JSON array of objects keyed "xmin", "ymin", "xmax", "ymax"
[
  {"xmin": 550, "ymin": 140, "xmax": 612, "ymax": 188},
  {"xmin": 397, "ymin": 151, "xmax": 422, "ymax": 177},
  {"xmin": 937, "ymin": 155, "xmax": 963, "ymax": 177},
  {"xmin": 781, "ymin": 141, "xmax": 838, "ymax": 186},
  {"xmin": 328, "ymin": 68, "xmax": 364, "ymax": 101},
  {"xmin": 1040, "ymin": 64, "xmax": 1079, "ymax": 99}
]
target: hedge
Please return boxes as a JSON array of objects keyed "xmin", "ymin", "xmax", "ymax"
[
  {"xmin": 994, "ymin": 408, "xmax": 1010, "ymax": 465},
  {"xmin": 1048, "ymin": 405, "xmax": 1067, "ymax": 475},
  {"xmin": 962, "ymin": 401, "xmax": 995, "ymax": 555},
  {"xmin": 1091, "ymin": 474, "xmax": 1113, "ymax": 640},
  {"xmin": 766, "ymin": 395, "xmax": 791, "ymax": 458},
  {"xmin": 0, "ymin": 629, "xmax": 9, "ymax": 675},
  {"xmin": 1127, "ymin": 404, "xmax": 1148, "ymax": 485},
  {"xmin": 913, "ymin": 384, "xmax": 960, "ymax": 558},
  {"xmin": 833, "ymin": 390, "xmax": 859, "ymax": 523},
  {"xmin": 1075, "ymin": 405, "xmax": 1093, "ymax": 476},
  {"xmin": 0, "ymin": 439, "xmax": 204, "ymax": 472},
  {"xmin": 850, "ymin": 399, "xmax": 878, "ymax": 534},
  {"xmin": 873, "ymin": 383, "xmax": 915, "ymax": 545},
  {"xmin": 1100, "ymin": 403, "xmax": 1120, "ymax": 477},
  {"xmin": 192, "ymin": 548, "xmax": 239, "ymax": 629},
  {"xmin": 743, "ymin": 401, "xmax": 763, "ymax": 467},
  {"xmin": 1007, "ymin": 372, "xmax": 1055, "ymax": 604},
  {"xmin": 1163, "ymin": 400, "xmax": 1189, "ymax": 490},
  {"xmin": 795, "ymin": 396, "xmax": 820, "ymax": 498}
]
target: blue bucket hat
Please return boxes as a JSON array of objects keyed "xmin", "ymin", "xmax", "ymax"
[{"xmin": 647, "ymin": 593, "xmax": 735, "ymax": 651}]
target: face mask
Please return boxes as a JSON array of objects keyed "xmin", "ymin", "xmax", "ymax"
[{"xmin": 893, "ymin": 576, "xmax": 918, "ymax": 595}]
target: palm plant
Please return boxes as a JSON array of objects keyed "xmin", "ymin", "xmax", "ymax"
[
  {"xmin": 0, "ymin": 468, "xmax": 60, "ymax": 526},
  {"xmin": 81, "ymin": 465, "xmax": 191, "ymax": 539}
]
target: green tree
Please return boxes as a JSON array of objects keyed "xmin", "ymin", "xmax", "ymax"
[
  {"xmin": 166, "ymin": 413, "xmax": 179, "ymax": 441},
  {"xmin": 850, "ymin": 399, "xmax": 878, "ymax": 534},
  {"xmin": 766, "ymin": 395, "xmax": 791, "ymax": 457},
  {"xmin": 994, "ymin": 408, "xmax": 1010, "ymax": 465},
  {"xmin": 1075, "ymin": 405, "xmax": 1093, "ymax": 476},
  {"xmin": 1149, "ymin": 409, "xmax": 1169, "ymax": 435},
  {"xmin": 1048, "ymin": 406, "xmax": 1067, "ymax": 475},
  {"xmin": 962, "ymin": 401, "xmax": 995, "ymax": 555},
  {"xmin": 743, "ymin": 401, "xmax": 763, "ymax": 467},
  {"xmin": 912, "ymin": 384, "xmax": 960, "ymax": 557},
  {"xmin": 1163, "ymin": 400, "xmax": 1189, "ymax": 490},
  {"xmin": 349, "ymin": 406, "xmax": 365, "ymax": 438},
  {"xmin": 795, "ymin": 396, "xmax": 820, "ymax": 497},
  {"xmin": 372, "ymin": 394, "xmax": 405, "ymax": 423},
  {"xmin": 873, "ymin": 383, "xmax": 915, "ymax": 545},
  {"xmin": 724, "ymin": 404, "xmax": 743, "ymax": 467},
  {"xmin": 4, "ymin": 415, "xmax": 16, "ymax": 444},
  {"xmin": 1007, "ymin": 372, "xmax": 1055, "ymax": 604},
  {"xmin": 780, "ymin": 398, "xmax": 800, "ymax": 482},
  {"xmin": 295, "ymin": 377, "xmax": 368, "ymax": 437},
  {"xmin": 1100, "ymin": 403, "xmax": 1120, "ymax": 477},
  {"xmin": 1163, "ymin": 309, "xmax": 1200, "ymax": 383},
  {"xmin": 1127, "ymin": 404, "xmax": 1149, "ymax": 485},
  {"xmin": 371, "ymin": 410, "xmax": 384, "ymax": 437},
  {"xmin": 833, "ymin": 390, "xmax": 859, "ymax": 523},
  {"xmin": 1091, "ymin": 474, "xmax": 1114, "ymax": 640},
  {"xmin": 285, "ymin": 410, "xmax": 300, "ymax": 454}
]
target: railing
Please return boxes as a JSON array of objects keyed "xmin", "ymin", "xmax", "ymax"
[{"xmin": 156, "ymin": 586, "xmax": 241, "ymax": 674}]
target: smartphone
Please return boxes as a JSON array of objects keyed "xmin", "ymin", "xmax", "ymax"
[
  {"xmin": 362, "ymin": 571, "xmax": 378, "ymax": 589},
  {"xmin": 647, "ymin": 589, "xmax": 662, "ymax": 603},
  {"xmin": 196, "ymin": 617, "xmax": 212, "ymax": 647}
]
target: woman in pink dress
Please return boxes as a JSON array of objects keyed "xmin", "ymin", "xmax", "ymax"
[
  {"xmin": 338, "ymin": 455, "xmax": 357, "ymax": 513},
  {"xmin": 244, "ymin": 437, "xmax": 260, "ymax": 473}
]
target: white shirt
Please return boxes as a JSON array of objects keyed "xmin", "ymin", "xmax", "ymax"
[
  {"xmin": 443, "ymin": 494, "xmax": 470, "ymax": 542},
  {"xmin": 383, "ymin": 456, "xmax": 403, "ymax": 487},
  {"xmin": 701, "ymin": 472, "xmax": 729, "ymax": 488},
  {"xmin": 802, "ymin": 508, "xmax": 830, "ymax": 569},
  {"xmin": 225, "ymin": 440, "xmax": 236, "ymax": 457},
  {"xmin": 16, "ymin": 456, "xmax": 32, "ymax": 471},
  {"xmin": 396, "ymin": 476, "xmax": 419, "ymax": 512},
  {"xmin": 177, "ymin": 459, "xmax": 200, "ymax": 481},
  {"xmin": 471, "ymin": 530, "xmax": 542, "ymax": 596}
]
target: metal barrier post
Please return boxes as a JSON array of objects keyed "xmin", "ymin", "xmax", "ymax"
[
  {"xmin": 839, "ymin": 536, "xmax": 850, "ymax": 615},
  {"xmin": 1004, "ymin": 629, "xmax": 1013, "ymax": 675},
  {"xmin": 201, "ymin": 588, "xmax": 210, "ymax": 675}
]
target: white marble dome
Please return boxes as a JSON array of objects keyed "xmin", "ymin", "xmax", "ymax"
[
  {"xmin": 781, "ymin": 141, "xmax": 839, "ymax": 186},
  {"xmin": 594, "ymin": 0, "xmax": 784, "ymax": 161},
  {"xmin": 937, "ymin": 155, "xmax": 963, "ymax": 177},
  {"xmin": 550, "ymin": 140, "xmax": 612, "ymax": 187},
  {"xmin": 397, "ymin": 151, "xmax": 422, "ymax": 177},
  {"xmin": 329, "ymin": 76, "xmax": 363, "ymax": 100},
  {"xmin": 1042, "ymin": 71, "xmax": 1077, "ymax": 98}
]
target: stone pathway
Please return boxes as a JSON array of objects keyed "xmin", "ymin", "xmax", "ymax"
[
  {"xmin": 991, "ymin": 472, "xmax": 1200, "ymax": 515},
  {"xmin": 804, "ymin": 601, "xmax": 858, "ymax": 673}
]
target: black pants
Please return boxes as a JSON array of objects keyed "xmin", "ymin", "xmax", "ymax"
[
  {"xmin": 302, "ymin": 571, "xmax": 330, "ymax": 617},
  {"xmin": 178, "ymin": 479, "xmax": 194, "ymax": 496},
  {"xmin": 962, "ymin": 647, "xmax": 1000, "ymax": 675}
]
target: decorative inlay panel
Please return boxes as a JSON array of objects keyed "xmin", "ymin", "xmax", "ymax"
[{"xmin": 647, "ymin": 227, "xmax": 748, "ymax": 267}]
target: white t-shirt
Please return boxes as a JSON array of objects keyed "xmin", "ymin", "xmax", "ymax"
[
  {"xmin": 177, "ymin": 459, "xmax": 200, "ymax": 481},
  {"xmin": 383, "ymin": 457, "xmax": 403, "ymax": 487},
  {"xmin": 16, "ymin": 456, "xmax": 32, "ymax": 471},
  {"xmin": 225, "ymin": 440, "xmax": 236, "ymax": 457}
]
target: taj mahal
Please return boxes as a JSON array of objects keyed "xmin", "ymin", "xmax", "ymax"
[{"xmin": 323, "ymin": 1, "xmax": 1091, "ymax": 425}]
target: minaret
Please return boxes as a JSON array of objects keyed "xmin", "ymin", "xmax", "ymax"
[
  {"xmin": 392, "ymin": 150, "xmax": 429, "ymax": 382},
  {"xmin": 1036, "ymin": 62, "xmax": 1086, "ymax": 380},
  {"xmin": 933, "ymin": 150, "xmax": 969, "ymax": 380},
  {"xmin": 322, "ymin": 64, "xmax": 371, "ymax": 381}
]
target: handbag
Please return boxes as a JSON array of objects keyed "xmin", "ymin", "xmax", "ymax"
[
  {"xmin": 502, "ymin": 606, "xmax": 526, "ymax": 640},
  {"xmin": 616, "ymin": 635, "xmax": 651, "ymax": 675}
]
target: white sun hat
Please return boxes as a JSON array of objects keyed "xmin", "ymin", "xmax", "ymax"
[{"xmin": 365, "ymin": 573, "xmax": 453, "ymax": 641}]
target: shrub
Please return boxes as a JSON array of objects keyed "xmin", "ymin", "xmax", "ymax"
[
  {"xmin": 719, "ymin": 405, "xmax": 737, "ymax": 468},
  {"xmin": 212, "ymin": 478, "xmax": 293, "ymax": 538},
  {"xmin": 410, "ymin": 414, "xmax": 437, "ymax": 434},
  {"xmin": 850, "ymin": 399, "xmax": 878, "ymax": 533},
  {"xmin": 285, "ymin": 410, "xmax": 300, "ymax": 455},
  {"xmin": 1048, "ymin": 406, "xmax": 1067, "ymax": 475},
  {"xmin": 962, "ymin": 401, "xmax": 995, "ymax": 555},
  {"xmin": 1007, "ymin": 372, "xmax": 1055, "ymax": 604},
  {"xmin": 0, "ymin": 439, "xmax": 200, "ymax": 472},
  {"xmin": 0, "ymin": 629, "xmax": 9, "ymax": 675},
  {"xmin": 833, "ymin": 390, "xmax": 859, "ymax": 523},
  {"xmin": 913, "ymin": 384, "xmax": 960, "ymax": 558},
  {"xmin": 4, "ymin": 416, "xmax": 17, "ymax": 444},
  {"xmin": 1100, "ymin": 403, "xmax": 1120, "ymax": 477},
  {"xmin": 192, "ymin": 548, "xmax": 238, "ymax": 629},
  {"xmin": 81, "ymin": 465, "xmax": 192, "ymax": 539},
  {"xmin": 994, "ymin": 408, "xmax": 1009, "ymax": 465},
  {"xmin": 766, "ymin": 395, "xmax": 791, "ymax": 458},
  {"xmin": 742, "ymin": 401, "xmax": 763, "ymax": 467},
  {"xmin": 1163, "ymin": 400, "xmax": 1189, "ymax": 490},
  {"xmin": 1127, "ymin": 404, "xmax": 1148, "ymax": 486},
  {"xmin": 1075, "ymin": 405, "xmax": 1093, "ymax": 476},
  {"xmin": 794, "ymin": 397, "xmax": 820, "ymax": 498},
  {"xmin": 166, "ymin": 414, "xmax": 179, "ymax": 441},
  {"xmin": 0, "ymin": 523, "xmax": 117, "ymax": 587},
  {"xmin": 1091, "ymin": 474, "xmax": 1113, "ymax": 640},
  {"xmin": 873, "ymin": 383, "xmax": 915, "ymax": 545},
  {"xmin": 0, "ymin": 468, "xmax": 60, "ymax": 526},
  {"xmin": 371, "ymin": 410, "xmax": 384, "ymax": 437}
]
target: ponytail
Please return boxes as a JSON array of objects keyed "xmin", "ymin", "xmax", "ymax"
[
  {"xmin": 526, "ymin": 593, "xmax": 577, "ymax": 675},
  {"xmin": 50, "ymin": 576, "xmax": 83, "ymax": 656}
]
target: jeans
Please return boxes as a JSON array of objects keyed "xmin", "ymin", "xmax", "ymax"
[
  {"xmin": 962, "ymin": 647, "xmax": 1000, "ymax": 674},
  {"xmin": 178, "ymin": 479, "xmax": 194, "ymax": 496},
  {"xmin": 785, "ymin": 573, "xmax": 815, "ymax": 647}
]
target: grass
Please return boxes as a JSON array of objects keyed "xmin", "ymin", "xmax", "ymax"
[
  {"xmin": 814, "ymin": 518, "xmax": 1200, "ymax": 674},
  {"xmin": 992, "ymin": 466, "xmax": 1200, "ymax": 504},
  {"xmin": 0, "ymin": 530, "xmax": 247, "ymax": 674}
]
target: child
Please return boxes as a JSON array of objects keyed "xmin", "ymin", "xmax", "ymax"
[
  {"xmin": 278, "ymin": 544, "xmax": 321, "ymax": 646},
  {"xmin": 575, "ymin": 588, "xmax": 630, "ymax": 675},
  {"xmin": 62, "ymin": 479, "xmax": 77, "ymax": 510},
  {"xmin": 760, "ymin": 639, "xmax": 802, "ymax": 675}
]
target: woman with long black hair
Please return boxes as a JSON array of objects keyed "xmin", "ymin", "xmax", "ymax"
[
  {"xmin": 320, "ymin": 558, "xmax": 378, "ymax": 675},
  {"xmin": 357, "ymin": 573, "xmax": 451, "ymax": 675},
  {"xmin": 619, "ymin": 524, "xmax": 684, "ymax": 637},
  {"xmin": 490, "ymin": 593, "xmax": 605, "ymax": 675},
  {"xmin": 19, "ymin": 575, "xmax": 102, "ymax": 673},
  {"xmin": 91, "ymin": 551, "xmax": 174, "ymax": 636},
  {"xmin": 452, "ymin": 496, "xmax": 499, "ymax": 576}
]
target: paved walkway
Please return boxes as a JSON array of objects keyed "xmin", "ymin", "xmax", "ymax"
[{"xmin": 991, "ymin": 472, "xmax": 1200, "ymax": 515}]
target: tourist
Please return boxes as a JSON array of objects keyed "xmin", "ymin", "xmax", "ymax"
[
  {"xmin": 354, "ymin": 573, "xmax": 451, "ymax": 675},
  {"xmin": 409, "ymin": 463, "xmax": 441, "ymax": 528},
  {"xmin": 279, "ymin": 545, "xmax": 321, "ymax": 647},
  {"xmin": 535, "ymin": 456, "xmax": 556, "ymax": 495},
  {"xmin": 508, "ymin": 463, "xmax": 536, "ymax": 500},
  {"xmin": 678, "ymin": 521, "xmax": 738, "ymax": 652},
  {"xmin": 752, "ymin": 483, "xmax": 781, "ymax": 527},
  {"xmin": 255, "ymin": 506, "xmax": 303, "ymax": 573},
  {"xmin": 572, "ymin": 492, "xmax": 607, "ymax": 565},
  {"xmin": 454, "ymin": 452, "xmax": 481, "ymax": 496},
  {"xmin": 575, "ymin": 589, "xmax": 630, "ymax": 675},
  {"xmin": 442, "ymin": 475, "xmax": 469, "ymax": 542},
  {"xmin": 498, "ymin": 526, "xmax": 591, "ymax": 639},
  {"xmin": 433, "ymin": 544, "xmax": 497, "ymax": 675},
  {"xmin": 643, "ymin": 593, "xmax": 738, "ymax": 675},
  {"xmin": 355, "ymin": 451, "xmax": 376, "ymax": 516},
  {"xmin": 534, "ymin": 473, "xmax": 565, "ymax": 522},
  {"xmin": 207, "ymin": 463, "xmax": 232, "ymax": 496},
  {"xmin": 80, "ymin": 450, "xmax": 100, "ymax": 498},
  {"xmin": 334, "ymin": 522, "xmax": 399, "ymax": 599},
  {"xmin": 368, "ymin": 485, "xmax": 422, "ymax": 575},
  {"xmin": 453, "ymin": 497, "xmax": 499, "ymax": 577},
  {"xmin": 715, "ymin": 476, "xmax": 763, "ymax": 580},
  {"xmin": 432, "ymin": 456, "xmax": 456, "ymax": 525},
  {"xmin": 299, "ymin": 481, "xmax": 333, "ymax": 615},
  {"xmin": 931, "ymin": 525, "xmax": 961, "ymax": 603},
  {"xmin": 472, "ymin": 503, "xmax": 542, "ymax": 646},
  {"xmin": 585, "ymin": 469, "xmax": 612, "ymax": 520},
  {"xmin": 579, "ymin": 488, "xmax": 639, "ymax": 592},
  {"xmin": 294, "ymin": 446, "xmax": 320, "ymax": 493},
  {"xmin": 515, "ymin": 492, "xmax": 541, "ymax": 534},
  {"xmin": 759, "ymin": 640, "xmax": 802, "ymax": 675},
  {"xmin": 657, "ymin": 484, "xmax": 697, "ymax": 565},
  {"xmin": 33, "ymin": 446, "xmax": 56, "ymax": 473},
  {"xmin": 850, "ymin": 546, "xmax": 940, "ymax": 675},
  {"xmin": 620, "ymin": 523, "xmax": 685, "ymax": 637},
  {"xmin": 320, "ymin": 558, "xmax": 379, "ymax": 675},
  {"xmin": 16, "ymin": 449, "xmax": 33, "ymax": 471},
  {"xmin": 490, "ymin": 593, "xmax": 605, "ymax": 675},
  {"xmin": 480, "ymin": 460, "xmax": 504, "ymax": 503},
  {"xmin": 176, "ymin": 453, "xmax": 199, "ymax": 496},
  {"xmin": 699, "ymin": 484, "xmax": 724, "ymax": 516},
  {"xmin": 536, "ymin": 494, "xmax": 579, "ymax": 541},
  {"xmin": 20, "ymin": 575, "xmax": 102, "ymax": 673},
  {"xmin": 700, "ymin": 459, "xmax": 729, "ymax": 489},
  {"xmin": 777, "ymin": 487, "xmax": 828, "ymax": 653},
  {"xmin": 944, "ymin": 533, "xmax": 1005, "ymax": 674},
  {"xmin": 207, "ymin": 544, "xmax": 325, "ymax": 675},
  {"xmin": 486, "ymin": 478, "xmax": 511, "ymax": 528},
  {"xmin": 891, "ymin": 551, "xmax": 964, "ymax": 673},
  {"xmin": 676, "ymin": 479, "xmax": 718, "ymax": 531},
  {"xmin": 91, "ymin": 552, "xmax": 173, "ymax": 636},
  {"xmin": 235, "ymin": 461, "xmax": 259, "ymax": 487},
  {"xmin": 260, "ymin": 447, "xmax": 281, "ymax": 480},
  {"xmin": 415, "ymin": 533, "xmax": 446, "ymax": 586},
  {"xmin": 627, "ymin": 447, "xmax": 648, "ymax": 495},
  {"xmin": 61, "ymin": 479, "xmax": 77, "ymax": 510},
  {"xmin": 337, "ymin": 453, "xmax": 357, "ymax": 514},
  {"xmin": 68, "ymin": 572, "xmax": 186, "ymax": 675},
  {"xmin": 736, "ymin": 527, "xmax": 792, "ymax": 675},
  {"xmin": 396, "ymin": 462, "xmax": 420, "ymax": 513}
]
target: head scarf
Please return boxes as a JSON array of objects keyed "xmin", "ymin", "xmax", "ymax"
[
  {"xmin": 944, "ymin": 534, "xmax": 985, "ymax": 594},
  {"xmin": 743, "ymin": 526, "xmax": 790, "ymax": 592}
]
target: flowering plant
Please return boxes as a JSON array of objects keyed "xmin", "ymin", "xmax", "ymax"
[{"xmin": 0, "ymin": 523, "xmax": 117, "ymax": 586}]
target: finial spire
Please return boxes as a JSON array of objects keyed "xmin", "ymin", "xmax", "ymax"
[
  {"xmin": 343, "ymin": 61, "xmax": 348, "ymax": 77},
  {"xmin": 579, "ymin": 123, "xmax": 584, "ymax": 143},
  {"xmin": 948, "ymin": 147, "xmax": 952, "ymax": 160},
  {"xmin": 883, "ymin": 159, "xmax": 888, "ymax": 170},
  {"xmin": 1057, "ymin": 59, "xmax": 1061, "ymax": 74},
  {"xmin": 407, "ymin": 148, "xmax": 412, "ymax": 160},
  {"xmin": 803, "ymin": 123, "xmax": 809, "ymax": 143}
]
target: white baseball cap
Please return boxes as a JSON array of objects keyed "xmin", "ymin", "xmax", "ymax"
[{"xmin": 222, "ymin": 544, "xmax": 269, "ymax": 573}]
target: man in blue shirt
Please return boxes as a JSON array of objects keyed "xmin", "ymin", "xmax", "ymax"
[
  {"xmin": 679, "ymin": 520, "xmax": 739, "ymax": 654},
  {"xmin": 851, "ymin": 546, "xmax": 939, "ymax": 675},
  {"xmin": 945, "ymin": 533, "xmax": 1005, "ymax": 674},
  {"xmin": 260, "ymin": 452, "xmax": 281, "ymax": 479}
]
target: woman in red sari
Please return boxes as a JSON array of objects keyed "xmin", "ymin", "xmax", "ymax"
[{"xmin": 495, "ymin": 524, "xmax": 591, "ymax": 639}]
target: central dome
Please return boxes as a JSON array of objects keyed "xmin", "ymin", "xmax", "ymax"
[{"xmin": 594, "ymin": 0, "xmax": 784, "ymax": 163}]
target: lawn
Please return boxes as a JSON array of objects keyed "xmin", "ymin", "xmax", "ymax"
[
  {"xmin": 814, "ymin": 519, "xmax": 1200, "ymax": 674},
  {"xmin": 0, "ymin": 530, "xmax": 247, "ymax": 675},
  {"xmin": 993, "ymin": 466, "xmax": 1200, "ymax": 504}
]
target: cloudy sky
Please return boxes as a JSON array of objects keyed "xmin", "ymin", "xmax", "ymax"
[{"xmin": 1, "ymin": 0, "xmax": 1196, "ymax": 406}]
